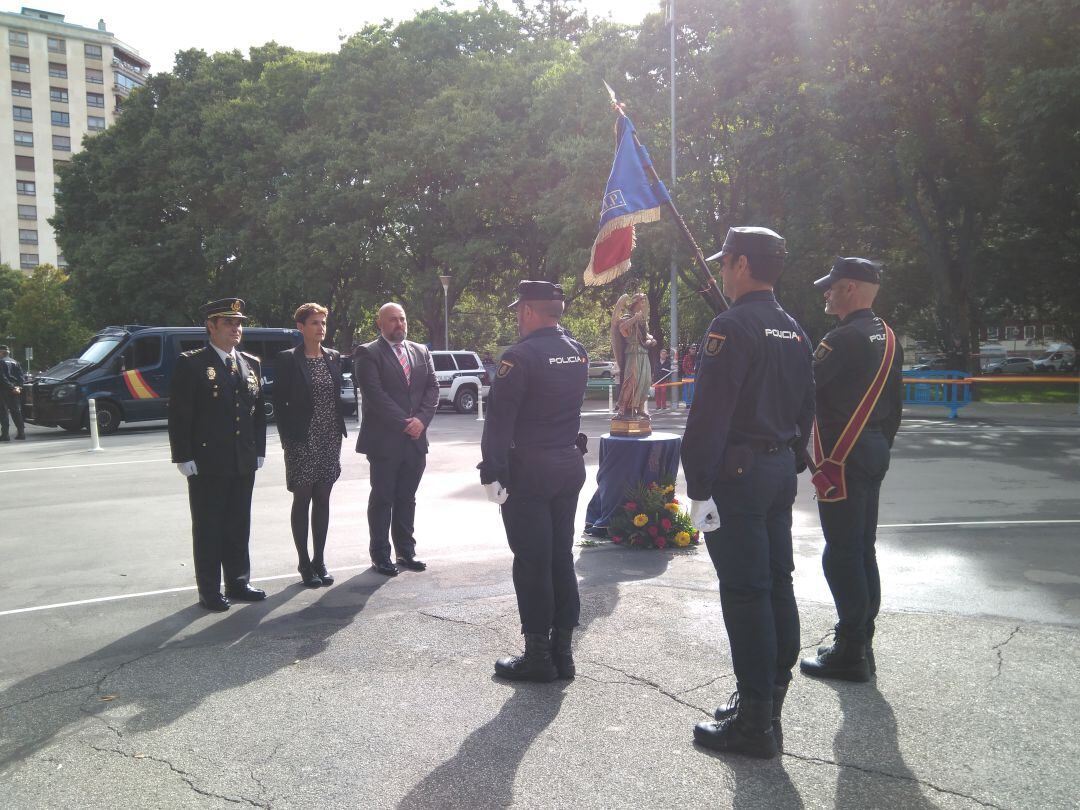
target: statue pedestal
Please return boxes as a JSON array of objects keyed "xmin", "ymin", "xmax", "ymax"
[
  {"xmin": 610, "ymin": 415, "xmax": 652, "ymax": 437},
  {"xmin": 583, "ymin": 432, "xmax": 682, "ymax": 536}
]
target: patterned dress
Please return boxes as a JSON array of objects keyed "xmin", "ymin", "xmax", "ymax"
[{"xmin": 281, "ymin": 355, "xmax": 342, "ymax": 492}]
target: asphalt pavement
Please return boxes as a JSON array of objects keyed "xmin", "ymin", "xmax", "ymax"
[{"xmin": 0, "ymin": 403, "xmax": 1077, "ymax": 808}]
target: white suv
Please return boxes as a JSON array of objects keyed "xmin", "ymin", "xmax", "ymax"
[{"xmin": 431, "ymin": 350, "xmax": 491, "ymax": 413}]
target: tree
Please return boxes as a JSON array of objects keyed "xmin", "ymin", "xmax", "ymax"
[{"xmin": 6, "ymin": 266, "xmax": 91, "ymax": 370}]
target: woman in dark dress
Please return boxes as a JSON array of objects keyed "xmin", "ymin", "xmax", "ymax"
[{"xmin": 274, "ymin": 303, "xmax": 349, "ymax": 587}]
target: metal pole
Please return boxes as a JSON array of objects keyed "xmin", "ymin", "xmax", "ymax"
[
  {"xmin": 668, "ymin": 0, "xmax": 681, "ymax": 405},
  {"xmin": 476, "ymin": 389, "xmax": 484, "ymax": 422},
  {"xmin": 608, "ymin": 382, "xmax": 614, "ymax": 413},
  {"xmin": 87, "ymin": 398, "xmax": 103, "ymax": 452},
  {"xmin": 439, "ymin": 274, "xmax": 451, "ymax": 349}
]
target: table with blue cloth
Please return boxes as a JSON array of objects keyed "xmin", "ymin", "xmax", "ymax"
[{"xmin": 584, "ymin": 432, "xmax": 682, "ymax": 536}]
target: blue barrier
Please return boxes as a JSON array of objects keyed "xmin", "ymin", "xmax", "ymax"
[{"xmin": 901, "ymin": 370, "xmax": 972, "ymax": 419}]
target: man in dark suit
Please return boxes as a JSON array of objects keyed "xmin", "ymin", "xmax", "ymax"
[
  {"xmin": 354, "ymin": 302, "xmax": 438, "ymax": 576},
  {"xmin": 168, "ymin": 298, "xmax": 268, "ymax": 611}
]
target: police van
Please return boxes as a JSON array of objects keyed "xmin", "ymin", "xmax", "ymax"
[{"xmin": 25, "ymin": 325, "xmax": 300, "ymax": 434}]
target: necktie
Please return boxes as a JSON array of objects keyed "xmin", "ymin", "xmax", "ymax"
[
  {"xmin": 225, "ymin": 354, "xmax": 236, "ymax": 377},
  {"xmin": 394, "ymin": 343, "xmax": 411, "ymax": 384}
]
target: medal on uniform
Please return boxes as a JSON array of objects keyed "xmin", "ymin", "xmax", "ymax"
[
  {"xmin": 247, "ymin": 373, "xmax": 259, "ymax": 396},
  {"xmin": 206, "ymin": 366, "xmax": 217, "ymax": 380}
]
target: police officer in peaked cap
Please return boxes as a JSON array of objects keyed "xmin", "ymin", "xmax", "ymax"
[
  {"xmin": 799, "ymin": 258, "xmax": 903, "ymax": 682},
  {"xmin": 682, "ymin": 227, "xmax": 816, "ymax": 758},
  {"xmin": 168, "ymin": 297, "xmax": 268, "ymax": 611},
  {"xmin": 479, "ymin": 280, "xmax": 590, "ymax": 682}
]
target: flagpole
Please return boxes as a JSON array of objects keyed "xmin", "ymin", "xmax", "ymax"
[
  {"xmin": 668, "ymin": 0, "xmax": 681, "ymax": 393},
  {"xmin": 604, "ymin": 83, "xmax": 728, "ymax": 314}
]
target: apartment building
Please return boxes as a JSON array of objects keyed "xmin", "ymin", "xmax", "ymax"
[{"xmin": 1, "ymin": 7, "xmax": 148, "ymax": 272}]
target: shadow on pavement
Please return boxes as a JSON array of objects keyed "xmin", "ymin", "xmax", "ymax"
[
  {"xmin": 0, "ymin": 574, "xmax": 387, "ymax": 767},
  {"xmin": 829, "ymin": 681, "xmax": 939, "ymax": 809},
  {"xmin": 574, "ymin": 544, "xmax": 674, "ymax": 632},
  {"xmin": 397, "ymin": 682, "xmax": 568, "ymax": 809}
]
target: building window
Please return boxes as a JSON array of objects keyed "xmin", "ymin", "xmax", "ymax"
[
  {"xmin": 14, "ymin": 130, "xmax": 33, "ymax": 147},
  {"xmin": 1024, "ymin": 325, "xmax": 1035, "ymax": 340},
  {"xmin": 87, "ymin": 92, "xmax": 105, "ymax": 108},
  {"xmin": 47, "ymin": 36, "xmax": 65, "ymax": 53},
  {"xmin": 19, "ymin": 228, "xmax": 37, "ymax": 244},
  {"xmin": 18, "ymin": 204, "xmax": 37, "ymax": 220},
  {"xmin": 986, "ymin": 326, "xmax": 999, "ymax": 341},
  {"xmin": 20, "ymin": 253, "xmax": 39, "ymax": 270},
  {"xmin": 17, "ymin": 180, "xmax": 36, "ymax": 196},
  {"xmin": 87, "ymin": 115, "xmax": 106, "ymax": 131},
  {"xmin": 11, "ymin": 81, "xmax": 31, "ymax": 98},
  {"xmin": 86, "ymin": 68, "xmax": 104, "ymax": 85},
  {"xmin": 1005, "ymin": 326, "xmax": 1019, "ymax": 340},
  {"xmin": 116, "ymin": 72, "xmax": 142, "ymax": 91},
  {"xmin": 10, "ymin": 56, "xmax": 30, "ymax": 73},
  {"xmin": 1043, "ymin": 325, "xmax": 1054, "ymax": 339},
  {"xmin": 12, "ymin": 105, "xmax": 32, "ymax": 122},
  {"xmin": 84, "ymin": 43, "xmax": 103, "ymax": 60},
  {"xmin": 15, "ymin": 155, "xmax": 34, "ymax": 171},
  {"xmin": 57, "ymin": 253, "xmax": 67, "ymax": 269},
  {"xmin": 52, "ymin": 134, "xmax": 71, "ymax": 151},
  {"xmin": 49, "ymin": 62, "xmax": 67, "ymax": 79},
  {"xmin": 9, "ymin": 30, "xmax": 29, "ymax": 47},
  {"xmin": 51, "ymin": 110, "xmax": 70, "ymax": 127},
  {"xmin": 50, "ymin": 87, "xmax": 69, "ymax": 104}
]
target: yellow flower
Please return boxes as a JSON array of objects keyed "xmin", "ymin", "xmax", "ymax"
[
  {"xmin": 664, "ymin": 502, "xmax": 680, "ymax": 514},
  {"xmin": 633, "ymin": 513, "xmax": 649, "ymax": 527},
  {"xmin": 673, "ymin": 531, "xmax": 691, "ymax": 547},
  {"xmin": 665, "ymin": 485, "xmax": 675, "ymax": 494}
]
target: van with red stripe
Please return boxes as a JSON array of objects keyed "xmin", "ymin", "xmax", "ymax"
[{"xmin": 25, "ymin": 325, "xmax": 300, "ymax": 434}]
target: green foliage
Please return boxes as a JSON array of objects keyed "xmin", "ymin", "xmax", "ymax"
[
  {"xmin": 50, "ymin": 1, "xmax": 1078, "ymax": 360},
  {"xmin": 6, "ymin": 266, "xmax": 92, "ymax": 370},
  {"xmin": 607, "ymin": 477, "xmax": 700, "ymax": 550},
  {"xmin": 0, "ymin": 263, "xmax": 24, "ymax": 339}
]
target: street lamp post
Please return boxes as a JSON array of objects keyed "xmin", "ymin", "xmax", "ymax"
[{"xmin": 439, "ymin": 274, "xmax": 451, "ymax": 349}]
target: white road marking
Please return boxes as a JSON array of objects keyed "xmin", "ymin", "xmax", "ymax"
[
  {"xmin": 0, "ymin": 458, "xmax": 170, "ymax": 474},
  {"xmin": 878, "ymin": 519, "xmax": 1080, "ymax": 529}
]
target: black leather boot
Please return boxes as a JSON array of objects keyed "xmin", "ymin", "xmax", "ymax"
[
  {"xmin": 713, "ymin": 682, "xmax": 788, "ymax": 750},
  {"xmin": 494, "ymin": 632, "xmax": 558, "ymax": 682},
  {"xmin": 695, "ymin": 697, "xmax": 777, "ymax": 759},
  {"xmin": 819, "ymin": 640, "xmax": 875, "ymax": 674},
  {"xmin": 801, "ymin": 637, "xmax": 870, "ymax": 682},
  {"xmin": 550, "ymin": 627, "xmax": 575, "ymax": 680}
]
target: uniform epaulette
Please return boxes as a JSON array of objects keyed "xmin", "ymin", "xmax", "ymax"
[
  {"xmin": 240, "ymin": 350, "xmax": 260, "ymax": 363},
  {"xmin": 180, "ymin": 348, "xmax": 203, "ymax": 358}
]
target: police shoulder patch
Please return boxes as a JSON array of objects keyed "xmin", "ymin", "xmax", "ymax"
[
  {"xmin": 704, "ymin": 332, "xmax": 726, "ymax": 357},
  {"xmin": 814, "ymin": 341, "xmax": 832, "ymax": 362},
  {"xmin": 496, "ymin": 359, "xmax": 515, "ymax": 378}
]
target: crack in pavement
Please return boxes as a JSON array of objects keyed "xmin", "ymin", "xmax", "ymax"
[
  {"xmin": 990, "ymin": 626, "xmax": 1021, "ymax": 680},
  {"xmin": 586, "ymin": 660, "xmax": 712, "ymax": 716},
  {"xmin": 799, "ymin": 632, "xmax": 834, "ymax": 654},
  {"xmin": 674, "ymin": 672, "xmax": 735, "ymax": 697},
  {"xmin": 90, "ymin": 744, "xmax": 271, "ymax": 809},
  {"xmin": 0, "ymin": 680, "xmax": 98, "ymax": 712},
  {"xmin": 782, "ymin": 750, "xmax": 1004, "ymax": 809}
]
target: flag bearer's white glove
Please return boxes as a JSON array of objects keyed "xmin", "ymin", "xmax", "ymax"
[
  {"xmin": 484, "ymin": 482, "xmax": 509, "ymax": 505},
  {"xmin": 176, "ymin": 461, "xmax": 198, "ymax": 477},
  {"xmin": 689, "ymin": 498, "xmax": 721, "ymax": 533}
]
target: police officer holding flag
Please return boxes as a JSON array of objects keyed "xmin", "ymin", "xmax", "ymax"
[
  {"xmin": 479, "ymin": 281, "xmax": 589, "ymax": 683},
  {"xmin": 682, "ymin": 227, "xmax": 815, "ymax": 759}
]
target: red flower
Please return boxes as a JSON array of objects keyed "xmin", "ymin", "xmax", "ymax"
[
  {"xmin": 647, "ymin": 525, "xmax": 659, "ymax": 537},
  {"xmin": 611, "ymin": 535, "xmax": 623, "ymax": 544},
  {"xmin": 660, "ymin": 518, "xmax": 672, "ymax": 530},
  {"xmin": 655, "ymin": 536, "xmax": 668, "ymax": 549},
  {"xmin": 625, "ymin": 501, "xmax": 637, "ymax": 510}
]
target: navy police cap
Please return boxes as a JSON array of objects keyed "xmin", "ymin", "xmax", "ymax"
[
  {"xmin": 705, "ymin": 226, "xmax": 787, "ymax": 261},
  {"xmin": 201, "ymin": 297, "xmax": 248, "ymax": 320},
  {"xmin": 508, "ymin": 280, "xmax": 566, "ymax": 309},
  {"xmin": 813, "ymin": 257, "xmax": 883, "ymax": 290}
]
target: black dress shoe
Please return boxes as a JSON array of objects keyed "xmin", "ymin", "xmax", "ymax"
[
  {"xmin": 313, "ymin": 562, "xmax": 334, "ymax": 585},
  {"xmin": 298, "ymin": 563, "xmax": 322, "ymax": 588},
  {"xmin": 396, "ymin": 556, "xmax": 427, "ymax": 572},
  {"xmin": 198, "ymin": 593, "xmax": 230, "ymax": 612},
  {"xmin": 225, "ymin": 584, "xmax": 267, "ymax": 602},
  {"xmin": 15, "ymin": 432, "xmax": 25, "ymax": 440},
  {"xmin": 0, "ymin": 435, "xmax": 9, "ymax": 442},
  {"xmin": 373, "ymin": 561, "xmax": 399, "ymax": 577}
]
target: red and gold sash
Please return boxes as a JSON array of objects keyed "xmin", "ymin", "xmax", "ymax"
[{"xmin": 811, "ymin": 322, "xmax": 895, "ymax": 502}]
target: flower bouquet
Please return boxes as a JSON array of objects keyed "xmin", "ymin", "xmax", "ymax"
[{"xmin": 607, "ymin": 477, "xmax": 700, "ymax": 550}]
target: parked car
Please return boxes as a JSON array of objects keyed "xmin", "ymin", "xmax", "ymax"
[
  {"xmin": 985, "ymin": 357, "xmax": 1035, "ymax": 375},
  {"xmin": 1033, "ymin": 349, "xmax": 1076, "ymax": 373},
  {"xmin": 341, "ymin": 371, "xmax": 358, "ymax": 416},
  {"xmin": 588, "ymin": 360, "xmax": 617, "ymax": 379},
  {"xmin": 430, "ymin": 350, "xmax": 491, "ymax": 413},
  {"xmin": 24, "ymin": 325, "xmax": 300, "ymax": 434},
  {"xmin": 911, "ymin": 357, "xmax": 950, "ymax": 372}
]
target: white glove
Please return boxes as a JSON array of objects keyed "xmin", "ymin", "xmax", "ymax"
[
  {"xmin": 176, "ymin": 460, "xmax": 198, "ymax": 477},
  {"xmin": 689, "ymin": 498, "xmax": 721, "ymax": 533},
  {"xmin": 256, "ymin": 456, "xmax": 265, "ymax": 470},
  {"xmin": 484, "ymin": 481, "xmax": 509, "ymax": 505}
]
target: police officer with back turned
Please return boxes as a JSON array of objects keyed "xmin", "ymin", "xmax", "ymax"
[
  {"xmin": 799, "ymin": 258, "xmax": 903, "ymax": 682},
  {"xmin": 168, "ymin": 298, "xmax": 268, "ymax": 612},
  {"xmin": 479, "ymin": 281, "xmax": 589, "ymax": 683},
  {"xmin": 683, "ymin": 227, "xmax": 815, "ymax": 759}
]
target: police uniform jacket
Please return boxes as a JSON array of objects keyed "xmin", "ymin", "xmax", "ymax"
[
  {"xmin": 273, "ymin": 346, "xmax": 349, "ymax": 444},
  {"xmin": 479, "ymin": 326, "xmax": 588, "ymax": 486},
  {"xmin": 813, "ymin": 308, "xmax": 903, "ymax": 451},
  {"xmin": 681, "ymin": 290, "xmax": 816, "ymax": 501},
  {"xmin": 0, "ymin": 356, "xmax": 25, "ymax": 391},
  {"xmin": 354, "ymin": 337, "xmax": 438, "ymax": 457},
  {"xmin": 168, "ymin": 346, "xmax": 267, "ymax": 474}
]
